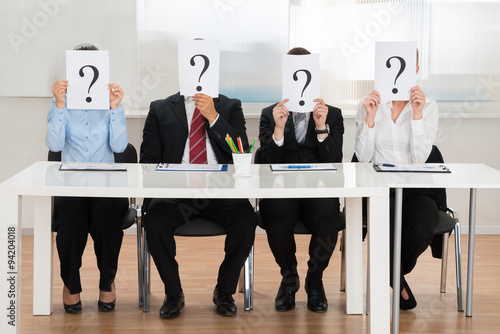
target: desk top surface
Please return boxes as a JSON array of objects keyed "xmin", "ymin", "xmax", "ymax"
[{"xmin": 0, "ymin": 162, "xmax": 388, "ymax": 198}]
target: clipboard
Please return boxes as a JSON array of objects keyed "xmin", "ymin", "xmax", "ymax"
[
  {"xmin": 156, "ymin": 163, "xmax": 228, "ymax": 172},
  {"xmin": 373, "ymin": 164, "xmax": 451, "ymax": 173},
  {"xmin": 59, "ymin": 163, "xmax": 127, "ymax": 171}
]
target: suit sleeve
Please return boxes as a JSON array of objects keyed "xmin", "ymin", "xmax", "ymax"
[
  {"xmin": 139, "ymin": 102, "xmax": 162, "ymax": 163},
  {"xmin": 317, "ymin": 106, "xmax": 344, "ymax": 163},
  {"xmin": 207, "ymin": 99, "xmax": 249, "ymax": 157},
  {"xmin": 258, "ymin": 105, "xmax": 285, "ymax": 163}
]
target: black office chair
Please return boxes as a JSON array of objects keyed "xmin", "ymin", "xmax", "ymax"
[
  {"xmin": 352, "ymin": 146, "xmax": 463, "ymax": 312},
  {"xmin": 137, "ymin": 208, "xmax": 255, "ymax": 312}
]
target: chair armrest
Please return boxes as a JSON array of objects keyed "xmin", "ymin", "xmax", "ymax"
[{"xmin": 446, "ymin": 207, "xmax": 460, "ymax": 223}]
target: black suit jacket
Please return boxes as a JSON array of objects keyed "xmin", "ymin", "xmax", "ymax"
[
  {"xmin": 140, "ymin": 92, "xmax": 249, "ymax": 164},
  {"xmin": 258, "ymin": 103, "xmax": 344, "ymax": 164}
]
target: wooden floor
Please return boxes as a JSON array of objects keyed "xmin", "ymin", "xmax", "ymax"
[{"xmin": 19, "ymin": 234, "xmax": 500, "ymax": 333}]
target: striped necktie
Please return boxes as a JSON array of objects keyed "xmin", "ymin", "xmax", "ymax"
[
  {"xmin": 189, "ymin": 108, "xmax": 207, "ymax": 164},
  {"xmin": 294, "ymin": 112, "xmax": 307, "ymax": 143}
]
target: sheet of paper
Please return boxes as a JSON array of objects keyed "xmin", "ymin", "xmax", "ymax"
[
  {"xmin": 375, "ymin": 41, "xmax": 416, "ymax": 102},
  {"xmin": 66, "ymin": 50, "xmax": 110, "ymax": 110},
  {"xmin": 156, "ymin": 163, "xmax": 227, "ymax": 172},
  {"xmin": 270, "ymin": 164, "xmax": 336, "ymax": 171},
  {"xmin": 282, "ymin": 53, "xmax": 320, "ymax": 113},
  {"xmin": 373, "ymin": 164, "xmax": 450, "ymax": 173},
  {"xmin": 178, "ymin": 39, "xmax": 220, "ymax": 98},
  {"xmin": 59, "ymin": 163, "xmax": 126, "ymax": 171}
]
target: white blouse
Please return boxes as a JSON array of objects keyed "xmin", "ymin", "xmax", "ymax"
[{"xmin": 354, "ymin": 97, "xmax": 438, "ymax": 164}]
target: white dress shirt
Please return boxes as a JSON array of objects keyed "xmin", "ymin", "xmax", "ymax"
[
  {"xmin": 181, "ymin": 96, "xmax": 219, "ymax": 164},
  {"xmin": 355, "ymin": 97, "xmax": 438, "ymax": 164}
]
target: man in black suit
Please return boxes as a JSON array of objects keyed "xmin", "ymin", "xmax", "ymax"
[
  {"xmin": 258, "ymin": 47, "xmax": 344, "ymax": 313},
  {"xmin": 140, "ymin": 92, "xmax": 257, "ymax": 319}
]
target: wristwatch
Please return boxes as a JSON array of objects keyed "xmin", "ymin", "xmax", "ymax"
[{"xmin": 315, "ymin": 124, "xmax": 330, "ymax": 134}]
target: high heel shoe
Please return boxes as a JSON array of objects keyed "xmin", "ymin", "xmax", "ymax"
[
  {"xmin": 64, "ymin": 300, "xmax": 82, "ymax": 314},
  {"xmin": 97, "ymin": 299, "xmax": 116, "ymax": 312},
  {"xmin": 400, "ymin": 277, "xmax": 417, "ymax": 310}
]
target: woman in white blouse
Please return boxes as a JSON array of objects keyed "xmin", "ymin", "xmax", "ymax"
[{"xmin": 355, "ymin": 60, "xmax": 439, "ymax": 311}]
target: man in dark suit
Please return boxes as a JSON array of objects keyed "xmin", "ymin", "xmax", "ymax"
[
  {"xmin": 258, "ymin": 47, "xmax": 344, "ymax": 313},
  {"xmin": 140, "ymin": 92, "xmax": 258, "ymax": 319}
]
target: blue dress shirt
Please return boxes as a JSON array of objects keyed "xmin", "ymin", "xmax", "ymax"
[{"xmin": 46, "ymin": 99, "xmax": 128, "ymax": 163}]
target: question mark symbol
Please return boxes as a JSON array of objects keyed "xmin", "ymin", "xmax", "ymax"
[
  {"xmin": 293, "ymin": 69, "xmax": 312, "ymax": 106},
  {"xmin": 190, "ymin": 54, "xmax": 210, "ymax": 92},
  {"xmin": 386, "ymin": 56, "xmax": 406, "ymax": 94},
  {"xmin": 79, "ymin": 65, "xmax": 99, "ymax": 103}
]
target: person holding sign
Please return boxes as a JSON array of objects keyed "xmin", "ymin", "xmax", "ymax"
[
  {"xmin": 46, "ymin": 43, "xmax": 128, "ymax": 314},
  {"xmin": 355, "ymin": 49, "xmax": 439, "ymax": 310},
  {"xmin": 257, "ymin": 47, "xmax": 344, "ymax": 313},
  {"xmin": 139, "ymin": 44, "xmax": 257, "ymax": 318}
]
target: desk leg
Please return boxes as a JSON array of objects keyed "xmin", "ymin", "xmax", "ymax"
[
  {"xmin": 345, "ymin": 197, "xmax": 363, "ymax": 314},
  {"xmin": 33, "ymin": 196, "xmax": 53, "ymax": 315},
  {"xmin": 367, "ymin": 195, "xmax": 390, "ymax": 334},
  {"xmin": 392, "ymin": 188, "xmax": 403, "ymax": 334},
  {"xmin": 1, "ymin": 195, "xmax": 21, "ymax": 334},
  {"xmin": 466, "ymin": 188, "xmax": 477, "ymax": 317}
]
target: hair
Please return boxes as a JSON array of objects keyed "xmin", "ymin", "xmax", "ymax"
[
  {"xmin": 73, "ymin": 43, "xmax": 99, "ymax": 51},
  {"xmin": 287, "ymin": 47, "xmax": 311, "ymax": 55},
  {"xmin": 416, "ymin": 48, "xmax": 419, "ymax": 67}
]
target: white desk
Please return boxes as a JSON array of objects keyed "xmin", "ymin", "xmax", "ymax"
[
  {"xmin": 366, "ymin": 163, "xmax": 500, "ymax": 334},
  {"xmin": 0, "ymin": 162, "xmax": 390, "ymax": 334}
]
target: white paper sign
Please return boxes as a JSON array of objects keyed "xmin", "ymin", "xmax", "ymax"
[
  {"xmin": 66, "ymin": 50, "xmax": 110, "ymax": 110},
  {"xmin": 178, "ymin": 40, "xmax": 220, "ymax": 98},
  {"xmin": 282, "ymin": 54, "xmax": 320, "ymax": 113},
  {"xmin": 375, "ymin": 41, "xmax": 417, "ymax": 102}
]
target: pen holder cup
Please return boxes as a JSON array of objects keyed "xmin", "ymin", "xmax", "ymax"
[{"xmin": 232, "ymin": 153, "xmax": 252, "ymax": 176}]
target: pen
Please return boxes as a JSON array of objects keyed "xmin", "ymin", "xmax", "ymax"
[
  {"xmin": 382, "ymin": 163, "xmax": 395, "ymax": 167},
  {"xmin": 288, "ymin": 165, "xmax": 311, "ymax": 169}
]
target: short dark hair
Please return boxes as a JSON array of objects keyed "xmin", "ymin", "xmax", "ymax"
[
  {"xmin": 287, "ymin": 47, "xmax": 311, "ymax": 55},
  {"xmin": 73, "ymin": 43, "xmax": 99, "ymax": 51}
]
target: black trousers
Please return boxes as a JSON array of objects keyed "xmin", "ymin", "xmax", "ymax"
[
  {"xmin": 389, "ymin": 189, "xmax": 439, "ymax": 285},
  {"xmin": 144, "ymin": 198, "xmax": 257, "ymax": 296},
  {"xmin": 52, "ymin": 197, "xmax": 127, "ymax": 294},
  {"xmin": 259, "ymin": 198, "xmax": 341, "ymax": 287}
]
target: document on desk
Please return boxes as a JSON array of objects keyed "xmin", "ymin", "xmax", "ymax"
[
  {"xmin": 373, "ymin": 163, "xmax": 451, "ymax": 173},
  {"xmin": 156, "ymin": 163, "xmax": 228, "ymax": 172},
  {"xmin": 59, "ymin": 163, "xmax": 127, "ymax": 171},
  {"xmin": 270, "ymin": 164, "xmax": 337, "ymax": 171}
]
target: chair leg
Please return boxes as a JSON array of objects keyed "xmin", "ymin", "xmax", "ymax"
[
  {"xmin": 137, "ymin": 218, "xmax": 144, "ymax": 307},
  {"xmin": 440, "ymin": 232, "xmax": 450, "ymax": 293},
  {"xmin": 243, "ymin": 245, "xmax": 254, "ymax": 311},
  {"xmin": 238, "ymin": 268, "xmax": 244, "ymax": 293},
  {"xmin": 340, "ymin": 229, "xmax": 346, "ymax": 292},
  {"xmin": 143, "ymin": 227, "xmax": 151, "ymax": 313},
  {"xmin": 454, "ymin": 222, "xmax": 464, "ymax": 312}
]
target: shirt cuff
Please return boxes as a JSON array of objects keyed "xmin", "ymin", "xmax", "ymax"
[
  {"xmin": 317, "ymin": 134, "xmax": 328, "ymax": 142},
  {"xmin": 273, "ymin": 133, "xmax": 284, "ymax": 147},
  {"xmin": 209, "ymin": 114, "xmax": 219, "ymax": 128},
  {"xmin": 410, "ymin": 118, "xmax": 425, "ymax": 136}
]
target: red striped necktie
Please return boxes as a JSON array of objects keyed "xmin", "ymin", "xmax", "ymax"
[{"xmin": 189, "ymin": 107, "xmax": 208, "ymax": 164}]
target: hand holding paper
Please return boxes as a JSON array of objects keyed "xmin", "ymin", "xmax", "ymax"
[
  {"xmin": 108, "ymin": 83, "xmax": 124, "ymax": 110},
  {"xmin": 410, "ymin": 86, "xmax": 425, "ymax": 120},
  {"xmin": 193, "ymin": 93, "xmax": 218, "ymax": 123},
  {"xmin": 52, "ymin": 80, "xmax": 69, "ymax": 109}
]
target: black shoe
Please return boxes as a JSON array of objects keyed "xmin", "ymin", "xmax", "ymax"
[
  {"xmin": 275, "ymin": 277, "xmax": 300, "ymax": 311},
  {"xmin": 159, "ymin": 291, "xmax": 185, "ymax": 319},
  {"xmin": 400, "ymin": 277, "xmax": 417, "ymax": 310},
  {"xmin": 63, "ymin": 300, "xmax": 82, "ymax": 314},
  {"xmin": 213, "ymin": 287, "xmax": 237, "ymax": 316},
  {"xmin": 305, "ymin": 281, "xmax": 328, "ymax": 313},
  {"xmin": 97, "ymin": 299, "xmax": 116, "ymax": 312}
]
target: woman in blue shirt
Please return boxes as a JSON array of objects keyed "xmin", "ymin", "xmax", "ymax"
[{"xmin": 46, "ymin": 44, "xmax": 129, "ymax": 313}]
